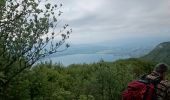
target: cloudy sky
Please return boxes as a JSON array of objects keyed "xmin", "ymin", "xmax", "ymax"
[{"xmin": 59, "ymin": 0, "xmax": 170, "ymax": 44}]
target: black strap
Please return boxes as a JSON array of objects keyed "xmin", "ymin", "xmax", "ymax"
[
  {"xmin": 152, "ymin": 83, "xmax": 158, "ymax": 100},
  {"xmin": 143, "ymin": 84, "xmax": 150, "ymax": 100}
]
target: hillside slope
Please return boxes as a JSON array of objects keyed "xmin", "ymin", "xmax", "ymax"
[{"xmin": 141, "ymin": 41, "xmax": 170, "ymax": 65}]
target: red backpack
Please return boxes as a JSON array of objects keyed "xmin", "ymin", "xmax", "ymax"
[{"xmin": 122, "ymin": 75, "xmax": 161, "ymax": 100}]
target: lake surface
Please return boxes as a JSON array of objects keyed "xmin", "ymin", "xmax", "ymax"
[{"xmin": 38, "ymin": 54, "xmax": 130, "ymax": 66}]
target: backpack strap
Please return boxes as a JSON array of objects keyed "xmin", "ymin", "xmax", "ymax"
[
  {"xmin": 143, "ymin": 83, "xmax": 150, "ymax": 100},
  {"xmin": 138, "ymin": 75, "xmax": 152, "ymax": 100}
]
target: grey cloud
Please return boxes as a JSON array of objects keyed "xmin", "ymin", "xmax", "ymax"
[{"xmin": 59, "ymin": 0, "xmax": 170, "ymax": 44}]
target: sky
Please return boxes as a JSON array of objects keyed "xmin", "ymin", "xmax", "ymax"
[{"xmin": 58, "ymin": 0, "xmax": 170, "ymax": 44}]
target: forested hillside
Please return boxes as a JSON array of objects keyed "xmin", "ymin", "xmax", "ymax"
[
  {"xmin": 141, "ymin": 41, "xmax": 170, "ymax": 65},
  {"xmin": 3, "ymin": 58, "xmax": 170, "ymax": 100}
]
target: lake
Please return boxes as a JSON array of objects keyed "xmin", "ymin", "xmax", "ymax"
[{"xmin": 38, "ymin": 54, "xmax": 130, "ymax": 66}]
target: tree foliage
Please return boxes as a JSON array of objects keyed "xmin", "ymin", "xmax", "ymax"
[
  {"xmin": 2, "ymin": 58, "xmax": 159, "ymax": 100},
  {"xmin": 0, "ymin": 0, "xmax": 71, "ymax": 95}
]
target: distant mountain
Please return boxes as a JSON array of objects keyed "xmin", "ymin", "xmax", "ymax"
[
  {"xmin": 46, "ymin": 43, "xmax": 154, "ymax": 59},
  {"xmin": 141, "ymin": 41, "xmax": 170, "ymax": 65}
]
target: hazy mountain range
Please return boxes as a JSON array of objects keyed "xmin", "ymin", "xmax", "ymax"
[
  {"xmin": 41, "ymin": 38, "xmax": 170, "ymax": 66},
  {"xmin": 47, "ymin": 39, "xmax": 164, "ymax": 58}
]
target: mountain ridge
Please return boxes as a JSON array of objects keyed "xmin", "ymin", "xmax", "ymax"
[{"xmin": 141, "ymin": 41, "xmax": 170, "ymax": 65}]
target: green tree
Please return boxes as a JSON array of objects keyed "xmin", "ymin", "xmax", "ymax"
[
  {"xmin": 0, "ymin": 0, "xmax": 71, "ymax": 97},
  {"xmin": 0, "ymin": 0, "xmax": 5, "ymax": 16}
]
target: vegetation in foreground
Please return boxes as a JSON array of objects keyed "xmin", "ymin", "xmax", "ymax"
[{"xmin": 1, "ymin": 58, "xmax": 169, "ymax": 100}]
